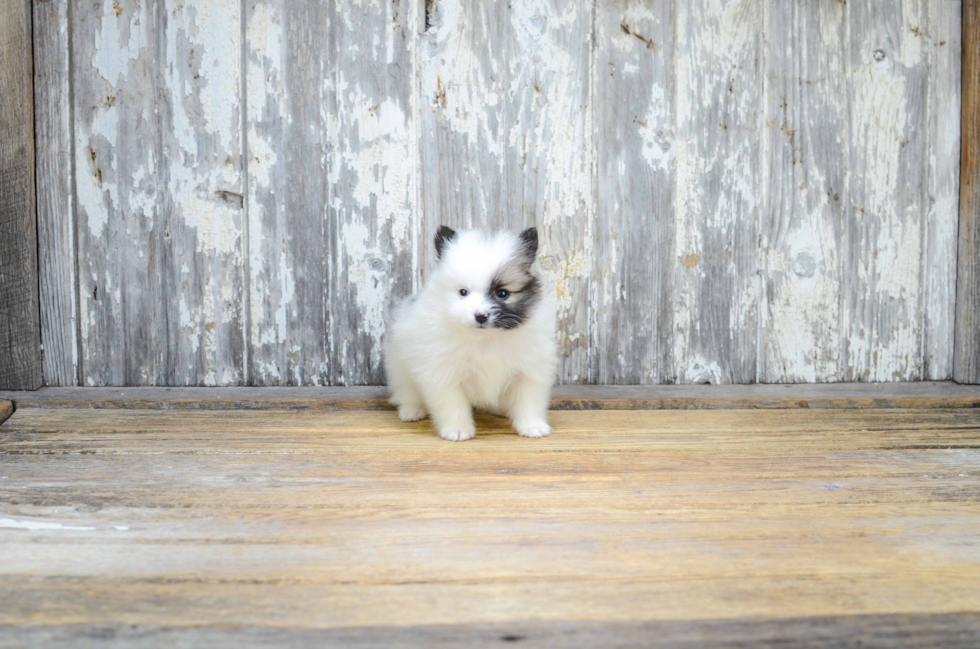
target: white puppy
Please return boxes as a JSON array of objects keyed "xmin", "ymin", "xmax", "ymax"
[{"xmin": 385, "ymin": 226, "xmax": 557, "ymax": 441}]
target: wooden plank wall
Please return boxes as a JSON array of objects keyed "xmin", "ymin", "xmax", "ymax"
[
  {"xmin": 0, "ymin": 0, "xmax": 42, "ymax": 390},
  {"xmin": 33, "ymin": 0, "xmax": 964, "ymax": 386},
  {"xmin": 956, "ymin": 0, "xmax": 979, "ymax": 383}
]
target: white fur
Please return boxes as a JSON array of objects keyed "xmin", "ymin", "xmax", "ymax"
[{"xmin": 385, "ymin": 230, "xmax": 557, "ymax": 441}]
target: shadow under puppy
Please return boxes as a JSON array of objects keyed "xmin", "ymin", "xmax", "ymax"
[{"xmin": 385, "ymin": 226, "xmax": 557, "ymax": 441}]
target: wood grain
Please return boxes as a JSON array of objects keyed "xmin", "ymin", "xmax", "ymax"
[
  {"xmin": 924, "ymin": 0, "xmax": 962, "ymax": 380},
  {"xmin": 0, "ymin": 405, "xmax": 978, "ymax": 640},
  {"xmin": 3, "ymin": 614, "xmax": 979, "ymax": 648},
  {"xmin": 956, "ymin": 0, "xmax": 980, "ymax": 383},
  {"xmin": 245, "ymin": 1, "xmax": 333, "ymax": 386},
  {"xmin": 592, "ymin": 0, "xmax": 673, "ymax": 384},
  {"xmin": 72, "ymin": 0, "xmax": 246, "ymax": 386},
  {"xmin": 33, "ymin": 0, "xmax": 78, "ymax": 387},
  {"xmin": 845, "ymin": 0, "xmax": 929, "ymax": 381},
  {"xmin": 672, "ymin": 0, "xmax": 762, "ymax": 384},
  {"xmin": 328, "ymin": 0, "xmax": 419, "ymax": 385},
  {"xmin": 760, "ymin": 0, "xmax": 846, "ymax": 382},
  {"xmin": 3, "ymin": 382, "xmax": 980, "ymax": 411},
  {"xmin": 0, "ymin": 0, "xmax": 42, "ymax": 390}
]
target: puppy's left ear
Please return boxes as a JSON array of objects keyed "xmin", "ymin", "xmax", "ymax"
[{"xmin": 518, "ymin": 227, "xmax": 538, "ymax": 262}]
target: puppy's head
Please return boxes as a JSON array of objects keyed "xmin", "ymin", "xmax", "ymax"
[{"xmin": 432, "ymin": 226, "xmax": 542, "ymax": 330}]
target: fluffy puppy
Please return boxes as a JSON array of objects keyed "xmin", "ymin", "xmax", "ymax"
[{"xmin": 385, "ymin": 226, "xmax": 557, "ymax": 441}]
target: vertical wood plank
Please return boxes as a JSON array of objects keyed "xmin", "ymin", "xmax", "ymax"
[
  {"xmin": 844, "ymin": 0, "xmax": 930, "ymax": 381},
  {"xmin": 923, "ymin": 0, "xmax": 961, "ymax": 380},
  {"xmin": 0, "ymin": 0, "xmax": 42, "ymax": 390},
  {"xmin": 419, "ymin": 0, "xmax": 594, "ymax": 383},
  {"xmin": 73, "ymin": 0, "xmax": 245, "ymax": 386},
  {"xmin": 328, "ymin": 0, "xmax": 419, "ymax": 385},
  {"xmin": 246, "ymin": 0, "xmax": 417, "ymax": 386},
  {"xmin": 245, "ymin": 1, "xmax": 332, "ymax": 385},
  {"xmin": 759, "ymin": 1, "xmax": 847, "ymax": 383},
  {"xmin": 592, "ymin": 1, "xmax": 674, "ymax": 384},
  {"xmin": 672, "ymin": 0, "xmax": 763, "ymax": 384},
  {"xmin": 955, "ymin": 0, "xmax": 980, "ymax": 383},
  {"xmin": 34, "ymin": 0, "xmax": 78, "ymax": 386}
]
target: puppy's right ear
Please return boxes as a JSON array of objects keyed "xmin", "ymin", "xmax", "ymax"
[{"xmin": 434, "ymin": 226, "xmax": 457, "ymax": 261}]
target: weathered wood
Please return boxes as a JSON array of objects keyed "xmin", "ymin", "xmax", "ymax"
[
  {"xmin": 30, "ymin": 1, "xmax": 967, "ymax": 387},
  {"xmin": 592, "ymin": 1, "xmax": 673, "ymax": 384},
  {"xmin": 924, "ymin": 0, "xmax": 962, "ymax": 380},
  {"xmin": 245, "ymin": 0, "xmax": 416, "ymax": 386},
  {"xmin": 33, "ymin": 0, "xmax": 78, "ymax": 387},
  {"xmin": 0, "ymin": 406, "xmax": 979, "ymax": 636},
  {"xmin": 3, "ymin": 614, "xmax": 980, "ymax": 649},
  {"xmin": 419, "ymin": 0, "xmax": 594, "ymax": 383},
  {"xmin": 760, "ymin": 1, "xmax": 846, "ymax": 382},
  {"xmin": 956, "ymin": 0, "xmax": 980, "ymax": 383},
  {"xmin": 72, "ymin": 0, "xmax": 245, "ymax": 386},
  {"xmin": 245, "ymin": 1, "xmax": 331, "ymax": 386},
  {"xmin": 0, "ymin": 0, "xmax": 42, "ymax": 390},
  {"xmin": 845, "ymin": 0, "xmax": 929, "ymax": 381},
  {"xmin": 3, "ymin": 382, "xmax": 980, "ymax": 412},
  {"xmin": 0, "ymin": 401, "xmax": 11, "ymax": 425},
  {"xmin": 671, "ymin": 0, "xmax": 763, "ymax": 384},
  {"xmin": 328, "ymin": 0, "xmax": 419, "ymax": 385}
]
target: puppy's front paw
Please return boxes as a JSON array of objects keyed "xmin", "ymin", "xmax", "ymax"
[
  {"xmin": 398, "ymin": 405, "xmax": 427, "ymax": 422},
  {"xmin": 439, "ymin": 427, "xmax": 476, "ymax": 442},
  {"xmin": 515, "ymin": 420, "xmax": 551, "ymax": 438}
]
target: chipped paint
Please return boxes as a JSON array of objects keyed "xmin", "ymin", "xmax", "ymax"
[{"xmin": 46, "ymin": 0, "xmax": 962, "ymax": 387}]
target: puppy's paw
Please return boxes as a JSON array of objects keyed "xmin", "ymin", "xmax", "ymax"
[
  {"xmin": 515, "ymin": 420, "xmax": 551, "ymax": 439},
  {"xmin": 398, "ymin": 405, "xmax": 428, "ymax": 422},
  {"xmin": 439, "ymin": 427, "xmax": 476, "ymax": 442}
]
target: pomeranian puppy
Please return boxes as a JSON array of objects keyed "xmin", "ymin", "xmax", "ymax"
[{"xmin": 385, "ymin": 226, "xmax": 557, "ymax": 441}]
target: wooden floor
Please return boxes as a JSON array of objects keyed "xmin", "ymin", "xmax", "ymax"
[{"xmin": 1, "ymin": 385, "xmax": 980, "ymax": 647}]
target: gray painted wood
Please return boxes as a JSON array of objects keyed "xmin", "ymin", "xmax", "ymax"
[
  {"xmin": 245, "ymin": 1, "xmax": 333, "ymax": 386},
  {"xmin": 592, "ymin": 1, "xmax": 674, "ymax": 384},
  {"xmin": 33, "ymin": 0, "xmax": 78, "ymax": 386},
  {"xmin": 845, "ymin": 0, "xmax": 929, "ymax": 381},
  {"xmin": 0, "ymin": 0, "xmax": 42, "ymax": 390},
  {"xmin": 924, "ymin": 1, "xmax": 962, "ymax": 381},
  {"xmin": 245, "ymin": 0, "xmax": 416, "ymax": 386},
  {"xmin": 328, "ymin": 0, "xmax": 419, "ymax": 385},
  {"xmin": 71, "ymin": 0, "xmax": 246, "ymax": 386},
  {"xmin": 955, "ymin": 0, "xmax": 980, "ymax": 383},
  {"xmin": 760, "ymin": 1, "xmax": 847, "ymax": 383},
  {"xmin": 3, "ymin": 614, "xmax": 980, "ymax": 648},
  {"xmin": 419, "ymin": 0, "xmax": 594, "ymax": 383},
  {"xmin": 671, "ymin": 0, "xmax": 763, "ymax": 384},
  {"xmin": 33, "ymin": 0, "xmax": 967, "ymax": 386}
]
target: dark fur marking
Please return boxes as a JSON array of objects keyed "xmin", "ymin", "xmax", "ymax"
[
  {"xmin": 434, "ymin": 225, "xmax": 457, "ymax": 260},
  {"xmin": 488, "ymin": 274, "xmax": 542, "ymax": 330},
  {"xmin": 518, "ymin": 227, "xmax": 538, "ymax": 263}
]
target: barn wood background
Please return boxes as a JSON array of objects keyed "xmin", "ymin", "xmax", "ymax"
[{"xmin": 32, "ymin": 0, "xmax": 963, "ymax": 387}]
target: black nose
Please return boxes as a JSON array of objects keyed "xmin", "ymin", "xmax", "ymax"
[{"xmin": 475, "ymin": 312, "xmax": 489, "ymax": 324}]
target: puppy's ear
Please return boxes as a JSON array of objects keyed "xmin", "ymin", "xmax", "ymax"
[
  {"xmin": 518, "ymin": 227, "xmax": 538, "ymax": 262},
  {"xmin": 434, "ymin": 226, "xmax": 457, "ymax": 261}
]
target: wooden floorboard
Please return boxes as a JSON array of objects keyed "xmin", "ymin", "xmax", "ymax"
[
  {"xmin": 1, "ymin": 402, "xmax": 979, "ymax": 645},
  {"xmin": 2, "ymin": 381, "xmax": 980, "ymax": 411}
]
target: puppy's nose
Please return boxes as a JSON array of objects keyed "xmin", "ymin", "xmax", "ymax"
[{"xmin": 475, "ymin": 312, "xmax": 489, "ymax": 324}]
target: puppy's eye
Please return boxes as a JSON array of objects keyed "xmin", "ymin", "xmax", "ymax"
[
  {"xmin": 496, "ymin": 289, "xmax": 510, "ymax": 299},
  {"xmin": 459, "ymin": 289, "xmax": 469, "ymax": 297}
]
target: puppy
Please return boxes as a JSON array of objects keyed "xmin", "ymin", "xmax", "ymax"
[{"xmin": 385, "ymin": 226, "xmax": 557, "ymax": 441}]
